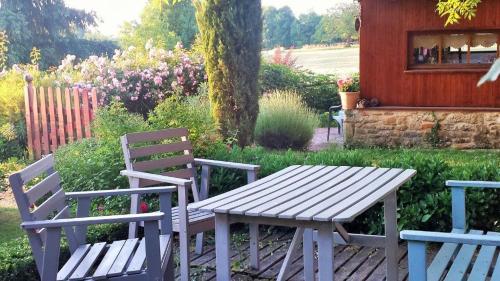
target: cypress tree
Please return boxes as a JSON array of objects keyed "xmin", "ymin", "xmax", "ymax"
[{"xmin": 194, "ymin": 0, "xmax": 262, "ymax": 147}]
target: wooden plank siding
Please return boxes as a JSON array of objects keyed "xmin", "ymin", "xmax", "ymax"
[
  {"xmin": 24, "ymin": 82, "xmax": 100, "ymax": 159},
  {"xmin": 359, "ymin": 0, "xmax": 500, "ymax": 108}
]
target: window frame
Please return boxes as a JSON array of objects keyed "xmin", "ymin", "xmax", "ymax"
[{"xmin": 407, "ymin": 29, "xmax": 500, "ymax": 72}]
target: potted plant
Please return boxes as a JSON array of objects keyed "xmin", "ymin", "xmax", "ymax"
[{"xmin": 337, "ymin": 74, "xmax": 360, "ymax": 110}]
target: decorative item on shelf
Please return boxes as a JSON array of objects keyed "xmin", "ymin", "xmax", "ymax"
[
  {"xmin": 369, "ymin": 98, "xmax": 380, "ymax": 107},
  {"xmin": 357, "ymin": 98, "xmax": 369, "ymax": 108},
  {"xmin": 337, "ymin": 74, "xmax": 360, "ymax": 110}
]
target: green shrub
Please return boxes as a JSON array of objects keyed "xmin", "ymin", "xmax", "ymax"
[
  {"xmin": 204, "ymin": 146, "xmax": 500, "ymax": 233},
  {"xmin": 0, "ymin": 159, "xmax": 26, "ymax": 192},
  {"xmin": 259, "ymin": 63, "xmax": 339, "ymax": 112},
  {"xmin": 148, "ymin": 89, "xmax": 221, "ymax": 157},
  {"xmin": 255, "ymin": 91, "xmax": 318, "ymax": 150}
]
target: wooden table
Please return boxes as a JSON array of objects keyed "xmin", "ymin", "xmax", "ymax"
[{"xmin": 188, "ymin": 165, "xmax": 416, "ymax": 281}]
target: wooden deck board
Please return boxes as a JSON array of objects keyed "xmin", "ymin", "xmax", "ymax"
[{"xmin": 173, "ymin": 227, "xmax": 414, "ymax": 281}]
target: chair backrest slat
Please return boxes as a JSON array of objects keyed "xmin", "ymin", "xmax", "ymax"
[
  {"xmin": 125, "ymin": 128, "xmax": 189, "ymax": 144},
  {"xmin": 31, "ymin": 189, "xmax": 66, "ymax": 220},
  {"xmin": 18, "ymin": 155, "xmax": 55, "ymax": 183},
  {"xmin": 25, "ymin": 172, "xmax": 61, "ymax": 205},
  {"xmin": 129, "ymin": 141, "xmax": 192, "ymax": 159},
  {"xmin": 132, "ymin": 154, "xmax": 195, "ymax": 172}
]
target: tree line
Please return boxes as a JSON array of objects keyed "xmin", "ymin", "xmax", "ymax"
[{"xmin": 262, "ymin": 3, "xmax": 359, "ymax": 49}]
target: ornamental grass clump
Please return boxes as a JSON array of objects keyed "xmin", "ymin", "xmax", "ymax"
[{"xmin": 255, "ymin": 90, "xmax": 318, "ymax": 150}]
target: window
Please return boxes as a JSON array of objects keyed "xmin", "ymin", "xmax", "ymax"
[{"xmin": 408, "ymin": 31, "xmax": 499, "ymax": 70}]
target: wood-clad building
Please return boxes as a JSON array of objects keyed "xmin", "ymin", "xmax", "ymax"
[{"xmin": 345, "ymin": 0, "xmax": 499, "ymax": 148}]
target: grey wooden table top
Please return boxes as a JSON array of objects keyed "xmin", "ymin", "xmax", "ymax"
[{"xmin": 189, "ymin": 165, "xmax": 416, "ymax": 223}]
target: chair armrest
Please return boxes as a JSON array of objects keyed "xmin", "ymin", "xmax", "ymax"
[
  {"xmin": 329, "ymin": 105, "xmax": 342, "ymax": 112},
  {"xmin": 400, "ymin": 230, "xmax": 500, "ymax": 246},
  {"xmin": 446, "ymin": 180, "xmax": 500, "ymax": 189},
  {"xmin": 66, "ymin": 186, "xmax": 177, "ymax": 199},
  {"xmin": 194, "ymin": 158, "xmax": 260, "ymax": 171},
  {"xmin": 21, "ymin": 212, "xmax": 164, "ymax": 229},
  {"xmin": 121, "ymin": 170, "xmax": 192, "ymax": 186}
]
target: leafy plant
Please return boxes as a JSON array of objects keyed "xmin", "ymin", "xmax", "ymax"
[
  {"xmin": 259, "ymin": 62, "xmax": 339, "ymax": 112},
  {"xmin": 255, "ymin": 90, "xmax": 318, "ymax": 150},
  {"xmin": 436, "ymin": 0, "xmax": 482, "ymax": 26}
]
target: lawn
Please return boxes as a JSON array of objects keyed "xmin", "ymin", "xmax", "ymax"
[
  {"xmin": 0, "ymin": 207, "xmax": 21, "ymax": 244},
  {"xmin": 263, "ymin": 46, "xmax": 360, "ymax": 75}
]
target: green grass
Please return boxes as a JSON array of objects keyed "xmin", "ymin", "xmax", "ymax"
[
  {"xmin": 263, "ymin": 46, "xmax": 360, "ymax": 75},
  {"xmin": 0, "ymin": 207, "xmax": 21, "ymax": 244}
]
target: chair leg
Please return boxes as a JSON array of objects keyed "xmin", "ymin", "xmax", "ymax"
[
  {"xmin": 327, "ymin": 125, "xmax": 331, "ymax": 141},
  {"xmin": 164, "ymin": 249, "xmax": 175, "ymax": 281},
  {"xmin": 195, "ymin": 232, "xmax": 204, "ymax": 255}
]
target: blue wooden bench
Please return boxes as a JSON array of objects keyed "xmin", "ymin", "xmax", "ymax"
[{"xmin": 401, "ymin": 180, "xmax": 500, "ymax": 281}]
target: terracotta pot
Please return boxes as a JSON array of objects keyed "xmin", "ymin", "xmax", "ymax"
[{"xmin": 339, "ymin": 91, "xmax": 360, "ymax": 110}]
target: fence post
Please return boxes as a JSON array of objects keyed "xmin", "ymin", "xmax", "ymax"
[{"xmin": 24, "ymin": 75, "xmax": 34, "ymax": 159}]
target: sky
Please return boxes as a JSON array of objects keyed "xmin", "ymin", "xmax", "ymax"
[{"xmin": 65, "ymin": 0, "xmax": 350, "ymax": 37}]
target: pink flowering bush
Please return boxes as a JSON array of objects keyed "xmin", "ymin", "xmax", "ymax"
[
  {"xmin": 271, "ymin": 47, "xmax": 298, "ymax": 68},
  {"xmin": 337, "ymin": 74, "xmax": 360, "ymax": 92},
  {"xmin": 53, "ymin": 41, "xmax": 206, "ymax": 116}
]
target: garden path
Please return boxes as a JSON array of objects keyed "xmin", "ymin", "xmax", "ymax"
[{"xmin": 309, "ymin": 128, "xmax": 343, "ymax": 151}]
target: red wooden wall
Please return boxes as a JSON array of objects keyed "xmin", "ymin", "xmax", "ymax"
[{"xmin": 359, "ymin": 0, "xmax": 500, "ymax": 107}]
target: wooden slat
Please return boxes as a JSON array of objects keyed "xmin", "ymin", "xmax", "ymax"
[
  {"xmin": 69, "ymin": 242, "xmax": 107, "ymax": 280},
  {"xmin": 334, "ymin": 169, "xmax": 417, "ymax": 222},
  {"xmin": 57, "ymin": 244, "xmax": 91, "ymax": 281},
  {"xmin": 32, "ymin": 86, "xmax": 42, "ymax": 159},
  {"xmin": 47, "ymin": 87, "xmax": 58, "ymax": 152},
  {"xmin": 195, "ymin": 166, "xmax": 312, "ymax": 212},
  {"xmin": 467, "ymin": 232, "xmax": 500, "ymax": 281},
  {"xmin": 491, "ymin": 253, "xmax": 500, "ymax": 281},
  {"xmin": 132, "ymin": 154, "xmax": 194, "ymax": 172},
  {"xmin": 260, "ymin": 167, "xmax": 363, "ymax": 218},
  {"xmin": 217, "ymin": 166, "xmax": 326, "ymax": 214},
  {"xmin": 81, "ymin": 89, "xmax": 91, "ymax": 138},
  {"xmin": 31, "ymin": 188, "xmax": 66, "ymax": 220},
  {"xmin": 24, "ymin": 84, "xmax": 34, "ymax": 159},
  {"xmin": 136, "ymin": 168, "xmax": 195, "ymax": 187},
  {"xmin": 297, "ymin": 169, "xmax": 402, "ymax": 221},
  {"xmin": 126, "ymin": 128, "xmax": 189, "ymax": 144},
  {"xmin": 229, "ymin": 166, "xmax": 339, "ymax": 215},
  {"xmin": 64, "ymin": 88, "xmax": 74, "ymax": 143},
  {"xmin": 25, "ymin": 172, "xmax": 61, "ymax": 205},
  {"xmin": 126, "ymin": 239, "xmax": 147, "ymax": 274},
  {"xmin": 244, "ymin": 166, "xmax": 350, "ymax": 216},
  {"xmin": 56, "ymin": 88, "xmax": 66, "ymax": 146},
  {"xmin": 92, "ymin": 240, "xmax": 126, "ymax": 280},
  {"xmin": 90, "ymin": 88, "xmax": 98, "ymax": 120},
  {"xmin": 275, "ymin": 167, "xmax": 377, "ymax": 219},
  {"xmin": 39, "ymin": 87, "xmax": 50, "ymax": 155},
  {"xmin": 443, "ymin": 230, "xmax": 484, "ymax": 281},
  {"xmin": 189, "ymin": 165, "xmax": 302, "ymax": 211},
  {"xmin": 18, "ymin": 154, "xmax": 54, "ymax": 183},
  {"xmin": 73, "ymin": 88, "xmax": 83, "ymax": 140},
  {"xmin": 129, "ymin": 141, "xmax": 193, "ymax": 159},
  {"xmin": 427, "ymin": 234, "xmax": 462, "ymax": 281},
  {"xmin": 107, "ymin": 238, "xmax": 139, "ymax": 277}
]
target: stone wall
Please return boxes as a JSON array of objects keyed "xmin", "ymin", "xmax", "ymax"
[{"xmin": 344, "ymin": 109, "xmax": 500, "ymax": 149}]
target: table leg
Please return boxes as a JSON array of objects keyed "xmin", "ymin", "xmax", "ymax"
[
  {"xmin": 303, "ymin": 228, "xmax": 315, "ymax": 281},
  {"xmin": 249, "ymin": 223, "xmax": 260, "ymax": 269},
  {"xmin": 215, "ymin": 213, "xmax": 231, "ymax": 281},
  {"xmin": 384, "ymin": 191, "xmax": 399, "ymax": 281},
  {"xmin": 277, "ymin": 228, "xmax": 304, "ymax": 281},
  {"xmin": 318, "ymin": 223, "xmax": 335, "ymax": 281}
]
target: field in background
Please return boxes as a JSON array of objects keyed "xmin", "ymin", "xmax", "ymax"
[{"xmin": 263, "ymin": 46, "xmax": 360, "ymax": 75}]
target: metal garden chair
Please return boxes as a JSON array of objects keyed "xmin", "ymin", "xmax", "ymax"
[
  {"xmin": 401, "ymin": 180, "xmax": 500, "ymax": 281},
  {"xmin": 120, "ymin": 128, "xmax": 261, "ymax": 281},
  {"xmin": 327, "ymin": 105, "xmax": 345, "ymax": 141},
  {"xmin": 9, "ymin": 154, "xmax": 175, "ymax": 281}
]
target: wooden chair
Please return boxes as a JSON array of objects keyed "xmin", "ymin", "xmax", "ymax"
[
  {"xmin": 9, "ymin": 155, "xmax": 175, "ymax": 281},
  {"xmin": 401, "ymin": 180, "xmax": 500, "ymax": 281},
  {"xmin": 120, "ymin": 128, "xmax": 261, "ymax": 281},
  {"xmin": 327, "ymin": 105, "xmax": 345, "ymax": 141}
]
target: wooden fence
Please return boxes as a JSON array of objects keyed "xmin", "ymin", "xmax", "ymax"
[{"xmin": 24, "ymin": 80, "xmax": 100, "ymax": 159}]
